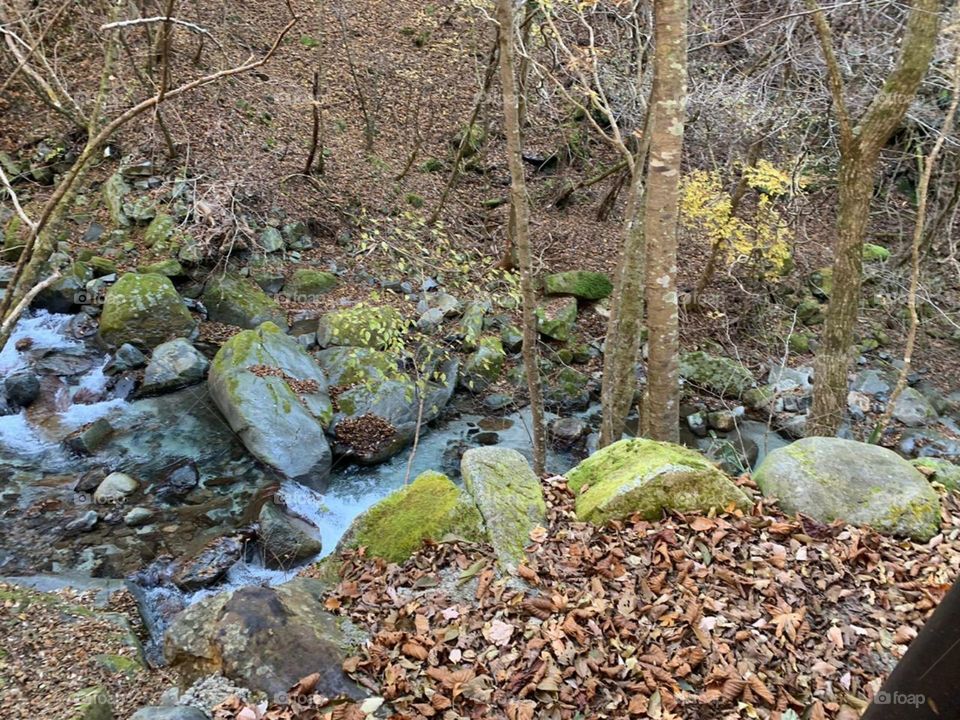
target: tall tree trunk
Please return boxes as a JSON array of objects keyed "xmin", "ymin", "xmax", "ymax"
[
  {"xmin": 807, "ymin": 0, "xmax": 939, "ymax": 436},
  {"xmin": 642, "ymin": 0, "xmax": 687, "ymax": 443},
  {"xmin": 497, "ymin": 0, "xmax": 546, "ymax": 474}
]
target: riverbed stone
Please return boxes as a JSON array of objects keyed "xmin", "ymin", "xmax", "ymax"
[
  {"xmin": 339, "ymin": 471, "xmax": 485, "ymax": 563},
  {"xmin": 316, "ymin": 305, "xmax": 405, "ymax": 350},
  {"xmin": 99, "ymin": 273, "xmax": 197, "ymax": 349},
  {"xmin": 94, "ymin": 472, "xmax": 139, "ymax": 503},
  {"xmin": 566, "ymin": 439, "xmax": 751, "ymax": 525},
  {"xmin": 258, "ymin": 502, "xmax": 323, "ymax": 568},
  {"xmin": 163, "ymin": 578, "xmax": 365, "ymax": 700},
  {"xmin": 4, "ymin": 370, "xmax": 40, "ymax": 407},
  {"xmin": 543, "ymin": 270, "xmax": 613, "ymax": 300},
  {"xmin": 208, "ymin": 322, "xmax": 333, "ymax": 484},
  {"xmin": 141, "ymin": 339, "xmax": 209, "ymax": 394},
  {"xmin": 461, "ymin": 447, "xmax": 546, "ymax": 569},
  {"xmin": 893, "ymin": 387, "xmax": 939, "ymax": 427},
  {"xmin": 130, "ymin": 707, "xmax": 208, "ymax": 720},
  {"xmin": 753, "ymin": 437, "xmax": 940, "ymax": 541},
  {"xmin": 172, "ymin": 535, "xmax": 243, "ymax": 591},
  {"xmin": 679, "ymin": 351, "xmax": 755, "ymax": 398},
  {"xmin": 202, "ymin": 272, "xmax": 287, "ymax": 330}
]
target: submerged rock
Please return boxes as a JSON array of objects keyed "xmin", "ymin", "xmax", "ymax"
[
  {"xmin": 566, "ymin": 439, "xmax": 751, "ymax": 525},
  {"xmin": 164, "ymin": 579, "xmax": 365, "ymax": 700},
  {"xmin": 461, "ymin": 447, "xmax": 546, "ymax": 570},
  {"xmin": 208, "ymin": 322, "xmax": 333, "ymax": 484},
  {"xmin": 543, "ymin": 270, "xmax": 613, "ymax": 300},
  {"xmin": 753, "ymin": 437, "xmax": 940, "ymax": 541},
  {"xmin": 99, "ymin": 273, "xmax": 197, "ymax": 349},
  {"xmin": 338, "ymin": 471, "xmax": 485, "ymax": 563},
  {"xmin": 202, "ymin": 272, "xmax": 287, "ymax": 330}
]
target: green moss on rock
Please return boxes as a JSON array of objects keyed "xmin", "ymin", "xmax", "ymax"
[
  {"xmin": 543, "ymin": 270, "xmax": 613, "ymax": 300},
  {"xmin": 912, "ymin": 457, "xmax": 960, "ymax": 492},
  {"xmin": 535, "ymin": 297, "xmax": 578, "ymax": 342},
  {"xmin": 754, "ymin": 437, "xmax": 940, "ymax": 541},
  {"xmin": 283, "ymin": 269, "xmax": 338, "ymax": 298},
  {"xmin": 98, "ymin": 273, "xmax": 196, "ymax": 348},
  {"xmin": 342, "ymin": 471, "xmax": 485, "ymax": 562},
  {"xmin": 679, "ymin": 351, "xmax": 754, "ymax": 398},
  {"xmin": 203, "ymin": 272, "xmax": 287, "ymax": 329},
  {"xmin": 567, "ymin": 438, "xmax": 751, "ymax": 525},
  {"xmin": 316, "ymin": 305, "xmax": 406, "ymax": 349},
  {"xmin": 3, "ymin": 214, "xmax": 25, "ymax": 261},
  {"xmin": 461, "ymin": 447, "xmax": 546, "ymax": 569}
]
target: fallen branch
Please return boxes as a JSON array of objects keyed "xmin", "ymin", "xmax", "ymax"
[{"xmin": 0, "ymin": 271, "xmax": 61, "ymax": 339}]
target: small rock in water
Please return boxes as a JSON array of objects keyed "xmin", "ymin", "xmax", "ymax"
[
  {"xmin": 258, "ymin": 502, "xmax": 322, "ymax": 569},
  {"xmin": 140, "ymin": 339, "xmax": 210, "ymax": 395},
  {"xmin": 173, "ymin": 535, "xmax": 243, "ymax": 591},
  {"xmin": 64, "ymin": 418, "xmax": 116, "ymax": 456},
  {"xmin": 65, "ymin": 510, "xmax": 99, "ymax": 534},
  {"xmin": 155, "ymin": 460, "xmax": 200, "ymax": 502},
  {"xmin": 473, "ymin": 431, "xmax": 500, "ymax": 446},
  {"xmin": 105, "ymin": 343, "xmax": 148, "ymax": 375},
  {"xmin": 4, "ymin": 370, "xmax": 40, "ymax": 407},
  {"xmin": 686, "ymin": 411, "xmax": 708, "ymax": 438},
  {"xmin": 707, "ymin": 410, "xmax": 736, "ymax": 433},
  {"xmin": 125, "ymin": 507, "xmax": 155, "ymax": 526},
  {"xmin": 550, "ymin": 416, "xmax": 587, "ymax": 447},
  {"xmin": 93, "ymin": 472, "xmax": 139, "ymax": 503}
]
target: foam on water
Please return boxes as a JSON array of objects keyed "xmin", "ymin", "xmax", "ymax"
[
  {"xmin": 0, "ymin": 411, "xmax": 54, "ymax": 457},
  {"xmin": 0, "ymin": 311, "xmax": 81, "ymax": 374}
]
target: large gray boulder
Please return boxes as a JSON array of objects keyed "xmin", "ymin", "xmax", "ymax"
[
  {"xmin": 208, "ymin": 322, "xmax": 332, "ymax": 484},
  {"xmin": 753, "ymin": 437, "xmax": 941, "ymax": 541},
  {"xmin": 163, "ymin": 579, "xmax": 365, "ymax": 701},
  {"xmin": 460, "ymin": 447, "xmax": 546, "ymax": 570}
]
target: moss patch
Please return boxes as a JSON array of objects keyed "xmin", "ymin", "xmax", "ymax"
[
  {"xmin": 568, "ymin": 439, "xmax": 751, "ymax": 525},
  {"xmin": 98, "ymin": 272, "xmax": 196, "ymax": 348},
  {"xmin": 543, "ymin": 270, "xmax": 613, "ymax": 300},
  {"xmin": 345, "ymin": 472, "xmax": 485, "ymax": 563}
]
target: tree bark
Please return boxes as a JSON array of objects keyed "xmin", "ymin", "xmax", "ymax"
[
  {"xmin": 642, "ymin": 0, "xmax": 688, "ymax": 443},
  {"xmin": 807, "ymin": 0, "xmax": 939, "ymax": 436},
  {"xmin": 497, "ymin": 0, "xmax": 546, "ymax": 474}
]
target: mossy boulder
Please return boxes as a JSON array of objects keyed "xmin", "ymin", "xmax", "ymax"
[
  {"xmin": 753, "ymin": 437, "xmax": 940, "ymax": 541},
  {"xmin": 143, "ymin": 213, "xmax": 175, "ymax": 248},
  {"xmin": 796, "ymin": 297, "xmax": 825, "ymax": 326},
  {"xmin": 163, "ymin": 578, "xmax": 365, "ymax": 700},
  {"xmin": 458, "ymin": 302, "xmax": 487, "ymax": 351},
  {"xmin": 459, "ymin": 336, "xmax": 505, "ymax": 392},
  {"xmin": 316, "ymin": 305, "xmax": 406, "ymax": 350},
  {"xmin": 535, "ymin": 297, "xmax": 578, "ymax": 342},
  {"xmin": 70, "ymin": 686, "xmax": 113, "ymax": 720},
  {"xmin": 98, "ymin": 273, "xmax": 197, "ymax": 349},
  {"xmin": 283, "ymin": 268, "xmax": 338, "ymax": 298},
  {"xmin": 808, "ymin": 267, "xmax": 834, "ymax": 300},
  {"xmin": 679, "ymin": 351, "xmax": 754, "ymax": 398},
  {"xmin": 103, "ymin": 171, "xmax": 131, "ymax": 227},
  {"xmin": 863, "ymin": 243, "xmax": 891, "ymax": 262},
  {"xmin": 138, "ymin": 258, "xmax": 183, "ymax": 277},
  {"xmin": 208, "ymin": 322, "xmax": 333, "ymax": 484},
  {"xmin": 544, "ymin": 367, "xmax": 591, "ymax": 411},
  {"xmin": 912, "ymin": 457, "xmax": 960, "ymax": 492},
  {"xmin": 543, "ymin": 270, "xmax": 613, "ymax": 300},
  {"xmin": 315, "ymin": 346, "xmax": 398, "ymax": 386},
  {"xmin": 202, "ymin": 272, "xmax": 287, "ymax": 330},
  {"xmin": 461, "ymin": 447, "xmax": 546, "ymax": 570},
  {"xmin": 339, "ymin": 471, "xmax": 486, "ymax": 562},
  {"xmin": 567, "ymin": 439, "xmax": 751, "ymax": 525},
  {"xmin": 3, "ymin": 213, "xmax": 26, "ymax": 261}
]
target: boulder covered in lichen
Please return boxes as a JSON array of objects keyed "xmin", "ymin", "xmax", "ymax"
[
  {"xmin": 566, "ymin": 438, "xmax": 751, "ymax": 525},
  {"xmin": 754, "ymin": 437, "xmax": 940, "ymax": 541},
  {"xmin": 98, "ymin": 273, "xmax": 197, "ymax": 349}
]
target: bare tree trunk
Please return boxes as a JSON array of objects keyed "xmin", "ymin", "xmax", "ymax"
[
  {"xmin": 641, "ymin": 0, "xmax": 687, "ymax": 443},
  {"xmin": 806, "ymin": 0, "xmax": 939, "ymax": 436},
  {"xmin": 497, "ymin": 0, "xmax": 546, "ymax": 475}
]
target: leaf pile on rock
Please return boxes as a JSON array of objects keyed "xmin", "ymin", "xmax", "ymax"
[{"xmin": 219, "ymin": 479, "xmax": 960, "ymax": 720}]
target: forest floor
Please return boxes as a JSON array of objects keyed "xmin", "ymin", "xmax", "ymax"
[
  {"xmin": 217, "ymin": 477, "xmax": 960, "ymax": 720},
  {"xmin": 2, "ymin": 0, "xmax": 959, "ymax": 392}
]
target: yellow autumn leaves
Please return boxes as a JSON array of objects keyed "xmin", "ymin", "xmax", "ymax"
[{"xmin": 680, "ymin": 160, "xmax": 801, "ymax": 279}]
